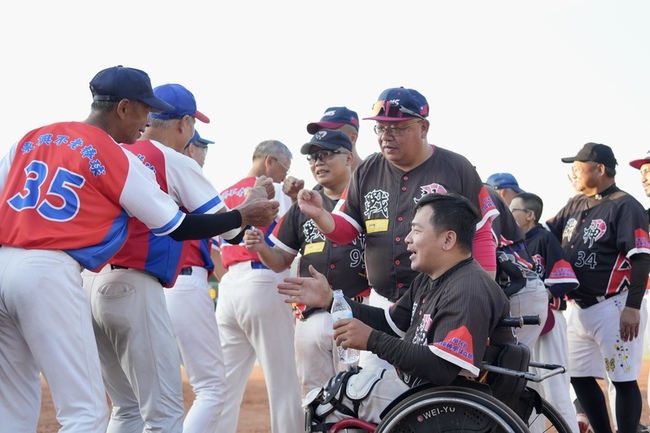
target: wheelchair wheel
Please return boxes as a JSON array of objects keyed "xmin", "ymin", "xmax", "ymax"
[
  {"xmin": 375, "ymin": 386, "xmax": 530, "ymax": 433},
  {"xmin": 526, "ymin": 398, "xmax": 572, "ymax": 433}
]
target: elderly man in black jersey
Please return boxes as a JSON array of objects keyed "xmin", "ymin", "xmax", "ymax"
[{"xmin": 547, "ymin": 143, "xmax": 650, "ymax": 433}]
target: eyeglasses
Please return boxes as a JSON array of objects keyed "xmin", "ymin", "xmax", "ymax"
[
  {"xmin": 306, "ymin": 149, "xmax": 347, "ymax": 164},
  {"xmin": 570, "ymin": 162, "xmax": 600, "ymax": 175},
  {"xmin": 373, "ymin": 120, "xmax": 423, "ymax": 137},
  {"xmin": 371, "ymin": 100, "xmax": 426, "ymax": 120},
  {"xmin": 273, "ymin": 157, "xmax": 291, "ymax": 174}
]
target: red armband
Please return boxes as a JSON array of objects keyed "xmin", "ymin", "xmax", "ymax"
[{"xmin": 325, "ymin": 214, "xmax": 360, "ymax": 244}]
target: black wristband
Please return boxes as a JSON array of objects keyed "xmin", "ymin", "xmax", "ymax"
[{"xmin": 170, "ymin": 210, "xmax": 243, "ymax": 241}]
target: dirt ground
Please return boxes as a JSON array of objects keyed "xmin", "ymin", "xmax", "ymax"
[{"xmin": 36, "ymin": 360, "xmax": 650, "ymax": 432}]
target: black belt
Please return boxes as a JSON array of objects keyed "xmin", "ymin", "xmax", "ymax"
[
  {"xmin": 179, "ymin": 267, "xmax": 192, "ymax": 276},
  {"xmin": 108, "ymin": 264, "xmax": 165, "ymax": 286},
  {"xmin": 573, "ymin": 293, "xmax": 618, "ymax": 309}
]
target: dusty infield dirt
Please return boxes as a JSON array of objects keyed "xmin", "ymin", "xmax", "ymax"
[{"xmin": 37, "ymin": 361, "xmax": 650, "ymax": 432}]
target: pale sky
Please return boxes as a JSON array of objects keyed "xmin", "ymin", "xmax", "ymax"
[{"xmin": 2, "ymin": 0, "xmax": 650, "ymax": 219}]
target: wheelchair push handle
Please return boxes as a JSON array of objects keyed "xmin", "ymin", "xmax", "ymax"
[{"xmin": 497, "ymin": 315, "xmax": 541, "ymax": 328}]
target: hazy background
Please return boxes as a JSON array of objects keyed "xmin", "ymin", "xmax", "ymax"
[{"xmin": 2, "ymin": 0, "xmax": 649, "ymax": 219}]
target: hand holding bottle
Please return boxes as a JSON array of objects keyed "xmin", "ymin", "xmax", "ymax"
[{"xmin": 331, "ymin": 290, "xmax": 361, "ymax": 364}]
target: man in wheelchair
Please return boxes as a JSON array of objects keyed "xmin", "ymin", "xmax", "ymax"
[{"xmin": 278, "ymin": 193, "xmax": 517, "ymax": 429}]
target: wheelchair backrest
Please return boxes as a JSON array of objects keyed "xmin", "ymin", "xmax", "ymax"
[{"xmin": 482, "ymin": 343, "xmax": 530, "ymax": 409}]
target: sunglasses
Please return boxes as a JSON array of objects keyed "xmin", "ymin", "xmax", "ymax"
[
  {"xmin": 306, "ymin": 149, "xmax": 348, "ymax": 164},
  {"xmin": 371, "ymin": 100, "xmax": 426, "ymax": 120}
]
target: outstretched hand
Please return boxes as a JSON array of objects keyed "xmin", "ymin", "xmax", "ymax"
[{"xmin": 277, "ymin": 265, "xmax": 332, "ymax": 309}]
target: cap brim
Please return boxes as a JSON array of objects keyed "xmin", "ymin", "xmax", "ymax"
[
  {"xmin": 630, "ymin": 158, "xmax": 650, "ymax": 169},
  {"xmin": 196, "ymin": 138, "xmax": 215, "ymax": 145},
  {"xmin": 141, "ymin": 96, "xmax": 175, "ymax": 113},
  {"xmin": 300, "ymin": 141, "xmax": 340, "ymax": 154},
  {"xmin": 194, "ymin": 110, "xmax": 210, "ymax": 124},
  {"xmin": 362, "ymin": 115, "xmax": 417, "ymax": 122},
  {"xmin": 306, "ymin": 121, "xmax": 346, "ymax": 134},
  {"xmin": 560, "ymin": 157, "xmax": 578, "ymax": 163}
]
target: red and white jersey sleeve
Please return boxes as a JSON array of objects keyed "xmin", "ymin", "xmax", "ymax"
[
  {"xmin": 0, "ymin": 122, "xmax": 184, "ymax": 270},
  {"xmin": 125, "ymin": 140, "xmax": 226, "ymax": 214}
]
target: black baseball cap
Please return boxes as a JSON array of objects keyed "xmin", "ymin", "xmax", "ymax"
[
  {"xmin": 561, "ymin": 142, "xmax": 617, "ymax": 169},
  {"xmin": 300, "ymin": 129, "xmax": 353, "ymax": 154},
  {"xmin": 89, "ymin": 65, "xmax": 174, "ymax": 112}
]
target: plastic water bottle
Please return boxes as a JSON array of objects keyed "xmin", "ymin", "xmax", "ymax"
[{"xmin": 330, "ymin": 290, "xmax": 360, "ymax": 364}]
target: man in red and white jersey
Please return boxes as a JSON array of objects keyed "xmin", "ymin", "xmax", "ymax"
[
  {"xmin": 215, "ymin": 139, "xmax": 303, "ymax": 433},
  {"xmin": 0, "ymin": 66, "xmax": 278, "ymax": 433},
  {"xmin": 83, "ymin": 84, "xmax": 278, "ymax": 433}
]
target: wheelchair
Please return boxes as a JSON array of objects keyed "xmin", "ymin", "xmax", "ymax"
[{"xmin": 305, "ymin": 316, "xmax": 573, "ymax": 433}]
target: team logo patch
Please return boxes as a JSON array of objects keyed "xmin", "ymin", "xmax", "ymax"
[
  {"xmin": 562, "ymin": 218, "xmax": 577, "ymax": 243},
  {"xmin": 531, "ymin": 253, "xmax": 545, "ymax": 276},
  {"xmin": 412, "ymin": 313, "xmax": 433, "ymax": 345},
  {"xmin": 433, "ymin": 326, "xmax": 475, "ymax": 364},
  {"xmin": 583, "ymin": 219, "xmax": 606, "ymax": 248},
  {"xmin": 303, "ymin": 219, "xmax": 326, "ymax": 244},
  {"xmin": 413, "ymin": 183, "xmax": 448, "ymax": 204},
  {"xmin": 363, "ymin": 189, "xmax": 389, "ymax": 220},
  {"xmin": 634, "ymin": 228, "xmax": 650, "ymax": 249}
]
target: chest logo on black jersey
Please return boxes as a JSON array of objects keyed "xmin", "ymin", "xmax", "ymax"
[
  {"xmin": 363, "ymin": 189, "xmax": 389, "ymax": 219},
  {"xmin": 583, "ymin": 219, "xmax": 607, "ymax": 248},
  {"xmin": 414, "ymin": 183, "xmax": 448, "ymax": 204},
  {"xmin": 303, "ymin": 219, "xmax": 326, "ymax": 243},
  {"xmin": 412, "ymin": 313, "xmax": 433, "ymax": 345},
  {"xmin": 562, "ymin": 218, "xmax": 578, "ymax": 243},
  {"xmin": 531, "ymin": 254, "xmax": 545, "ymax": 277}
]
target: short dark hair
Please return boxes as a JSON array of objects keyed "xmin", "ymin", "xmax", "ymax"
[
  {"xmin": 514, "ymin": 192, "xmax": 543, "ymax": 223},
  {"xmin": 414, "ymin": 193, "xmax": 480, "ymax": 252}
]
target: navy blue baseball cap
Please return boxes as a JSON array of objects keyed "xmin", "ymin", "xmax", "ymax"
[
  {"xmin": 561, "ymin": 142, "xmax": 617, "ymax": 170},
  {"xmin": 300, "ymin": 129, "xmax": 353, "ymax": 154},
  {"xmin": 306, "ymin": 106, "xmax": 360, "ymax": 134},
  {"xmin": 363, "ymin": 87, "xmax": 429, "ymax": 122},
  {"xmin": 149, "ymin": 84, "xmax": 210, "ymax": 123},
  {"xmin": 486, "ymin": 173, "xmax": 524, "ymax": 193},
  {"xmin": 89, "ymin": 65, "xmax": 175, "ymax": 112}
]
